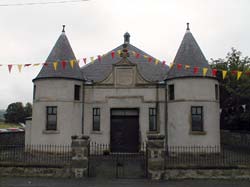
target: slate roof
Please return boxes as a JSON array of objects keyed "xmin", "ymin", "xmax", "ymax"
[
  {"xmin": 81, "ymin": 42, "xmax": 169, "ymax": 82},
  {"xmin": 33, "ymin": 30, "xmax": 83, "ymax": 81},
  {"xmin": 166, "ymin": 25, "xmax": 213, "ymax": 80}
]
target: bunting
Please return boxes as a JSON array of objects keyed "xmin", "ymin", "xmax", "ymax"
[
  {"xmin": 194, "ymin": 67, "xmax": 199, "ymax": 74},
  {"xmin": 8, "ymin": 65, "xmax": 12, "ymax": 73},
  {"xmin": 53, "ymin": 62, "xmax": 58, "ymax": 71},
  {"xmin": 70, "ymin": 60, "xmax": 75, "ymax": 68},
  {"xmin": 61, "ymin": 61, "xmax": 66, "ymax": 69},
  {"xmin": 17, "ymin": 64, "xmax": 22, "ymax": 73},
  {"xmin": 212, "ymin": 69, "xmax": 217, "ymax": 76},
  {"xmin": 203, "ymin": 68, "xmax": 208, "ymax": 76},
  {"xmin": 222, "ymin": 70, "xmax": 227, "ymax": 79},
  {"xmin": 90, "ymin": 57, "xmax": 94, "ymax": 63},
  {"xmin": 237, "ymin": 71, "xmax": 242, "ymax": 80}
]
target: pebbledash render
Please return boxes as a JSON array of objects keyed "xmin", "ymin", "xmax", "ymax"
[{"xmin": 25, "ymin": 24, "xmax": 220, "ymax": 152}]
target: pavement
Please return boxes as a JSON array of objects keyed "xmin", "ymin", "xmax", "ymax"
[{"xmin": 1, "ymin": 177, "xmax": 250, "ymax": 187}]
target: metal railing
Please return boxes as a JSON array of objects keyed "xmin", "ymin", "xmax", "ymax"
[
  {"xmin": 165, "ymin": 145, "xmax": 250, "ymax": 168},
  {"xmin": 0, "ymin": 144, "xmax": 71, "ymax": 167}
]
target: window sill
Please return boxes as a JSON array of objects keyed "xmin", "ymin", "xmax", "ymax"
[
  {"xmin": 147, "ymin": 130, "xmax": 159, "ymax": 134},
  {"xmin": 42, "ymin": 130, "xmax": 60, "ymax": 134},
  {"xmin": 91, "ymin": 131, "xmax": 103, "ymax": 135},
  {"xmin": 189, "ymin": 131, "xmax": 206, "ymax": 135}
]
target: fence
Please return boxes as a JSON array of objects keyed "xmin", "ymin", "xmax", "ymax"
[
  {"xmin": 0, "ymin": 144, "xmax": 71, "ymax": 167},
  {"xmin": 0, "ymin": 131, "xmax": 25, "ymax": 146},
  {"xmin": 165, "ymin": 145, "xmax": 250, "ymax": 168}
]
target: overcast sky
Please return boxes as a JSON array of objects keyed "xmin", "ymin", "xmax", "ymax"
[{"xmin": 0, "ymin": 0, "xmax": 250, "ymax": 109}]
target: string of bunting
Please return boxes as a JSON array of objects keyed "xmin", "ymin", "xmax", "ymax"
[{"xmin": 1, "ymin": 49, "xmax": 249, "ymax": 80}]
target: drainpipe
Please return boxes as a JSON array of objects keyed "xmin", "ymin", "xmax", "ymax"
[
  {"xmin": 81, "ymin": 82, "xmax": 85, "ymax": 134},
  {"xmin": 165, "ymin": 81, "xmax": 168, "ymax": 154}
]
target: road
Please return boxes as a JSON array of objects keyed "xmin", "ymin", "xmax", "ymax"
[{"xmin": 1, "ymin": 177, "xmax": 250, "ymax": 187}]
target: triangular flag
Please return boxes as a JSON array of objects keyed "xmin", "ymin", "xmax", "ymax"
[
  {"xmin": 136, "ymin": 53, "xmax": 140, "ymax": 59},
  {"xmin": 132, "ymin": 51, "xmax": 136, "ymax": 56},
  {"xmin": 117, "ymin": 50, "xmax": 122, "ymax": 55},
  {"xmin": 61, "ymin": 61, "xmax": 66, "ymax": 69},
  {"xmin": 43, "ymin": 63, "xmax": 48, "ymax": 67},
  {"xmin": 162, "ymin": 61, "xmax": 166, "ymax": 67},
  {"xmin": 194, "ymin": 67, "xmax": 199, "ymax": 74},
  {"xmin": 155, "ymin": 59, "xmax": 159, "ymax": 65},
  {"xmin": 148, "ymin": 57, "xmax": 152, "ymax": 63},
  {"xmin": 203, "ymin": 68, "xmax": 208, "ymax": 76},
  {"xmin": 8, "ymin": 64, "xmax": 12, "ymax": 73},
  {"xmin": 111, "ymin": 51, "xmax": 115, "ymax": 59},
  {"xmin": 245, "ymin": 71, "xmax": 250, "ymax": 76},
  {"xmin": 83, "ymin": 58, "xmax": 87, "ymax": 64},
  {"xmin": 231, "ymin": 70, "xmax": 237, "ymax": 75},
  {"xmin": 24, "ymin": 64, "xmax": 31, "ymax": 67},
  {"xmin": 17, "ymin": 64, "xmax": 22, "ymax": 73},
  {"xmin": 90, "ymin": 57, "xmax": 94, "ymax": 63},
  {"xmin": 53, "ymin": 62, "xmax": 58, "ymax": 70},
  {"xmin": 169, "ymin": 63, "xmax": 174, "ymax": 69},
  {"xmin": 33, "ymin": 63, "xmax": 40, "ymax": 66},
  {"xmin": 212, "ymin": 69, "xmax": 217, "ymax": 76},
  {"xmin": 70, "ymin": 60, "xmax": 75, "ymax": 68},
  {"xmin": 98, "ymin": 55, "xmax": 102, "ymax": 62},
  {"xmin": 222, "ymin": 70, "xmax": 227, "ymax": 79},
  {"xmin": 185, "ymin": 65, "xmax": 190, "ymax": 69},
  {"xmin": 177, "ymin": 64, "xmax": 182, "ymax": 70},
  {"xmin": 143, "ymin": 55, "xmax": 148, "ymax": 59},
  {"xmin": 237, "ymin": 71, "xmax": 242, "ymax": 80}
]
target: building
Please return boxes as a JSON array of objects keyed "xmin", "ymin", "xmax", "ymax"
[{"xmin": 25, "ymin": 24, "xmax": 220, "ymax": 152}]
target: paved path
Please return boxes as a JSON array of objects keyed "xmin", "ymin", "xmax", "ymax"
[{"xmin": 1, "ymin": 177, "xmax": 250, "ymax": 187}]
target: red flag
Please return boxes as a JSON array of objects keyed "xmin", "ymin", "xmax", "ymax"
[
  {"xmin": 162, "ymin": 61, "xmax": 166, "ymax": 66},
  {"xmin": 148, "ymin": 57, "xmax": 152, "ymax": 63},
  {"xmin": 177, "ymin": 64, "xmax": 182, "ymax": 70},
  {"xmin": 83, "ymin": 58, "xmax": 87, "ymax": 64},
  {"xmin": 43, "ymin": 63, "xmax": 48, "ymax": 67},
  {"xmin": 24, "ymin": 64, "xmax": 31, "ymax": 67},
  {"xmin": 61, "ymin": 61, "xmax": 66, "ymax": 69},
  {"xmin": 194, "ymin": 67, "xmax": 199, "ymax": 74},
  {"xmin": 231, "ymin": 70, "xmax": 237, "ymax": 75},
  {"xmin": 136, "ymin": 53, "xmax": 140, "ymax": 59},
  {"xmin": 98, "ymin": 55, "xmax": 102, "ymax": 62},
  {"xmin": 8, "ymin": 64, "xmax": 12, "ymax": 73},
  {"xmin": 111, "ymin": 51, "xmax": 115, "ymax": 59},
  {"xmin": 212, "ymin": 69, "xmax": 217, "ymax": 76}
]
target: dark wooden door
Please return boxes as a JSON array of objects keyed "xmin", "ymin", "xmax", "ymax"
[{"xmin": 111, "ymin": 116, "xmax": 139, "ymax": 152}]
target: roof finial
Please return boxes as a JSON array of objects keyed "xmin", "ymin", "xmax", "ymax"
[
  {"xmin": 186, "ymin": 22, "xmax": 190, "ymax": 31},
  {"xmin": 124, "ymin": 32, "xmax": 130, "ymax": 44},
  {"xmin": 62, "ymin": 25, "xmax": 65, "ymax": 33}
]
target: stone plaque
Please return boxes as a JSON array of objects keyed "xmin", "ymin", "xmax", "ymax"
[{"xmin": 116, "ymin": 68, "xmax": 134, "ymax": 86}]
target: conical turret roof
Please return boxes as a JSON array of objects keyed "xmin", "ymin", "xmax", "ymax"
[
  {"xmin": 166, "ymin": 23, "xmax": 213, "ymax": 80},
  {"xmin": 34, "ymin": 26, "xmax": 83, "ymax": 81}
]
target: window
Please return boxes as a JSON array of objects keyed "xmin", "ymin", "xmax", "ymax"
[
  {"xmin": 191, "ymin": 106, "xmax": 203, "ymax": 132},
  {"xmin": 215, "ymin": 84, "xmax": 219, "ymax": 100},
  {"xmin": 149, "ymin": 108, "xmax": 157, "ymax": 131},
  {"xmin": 93, "ymin": 108, "xmax": 100, "ymax": 131},
  {"xmin": 46, "ymin": 106, "xmax": 57, "ymax": 130},
  {"xmin": 74, "ymin": 85, "xmax": 80, "ymax": 101},
  {"xmin": 33, "ymin": 85, "xmax": 36, "ymax": 100},
  {"xmin": 168, "ymin": 84, "xmax": 175, "ymax": 100}
]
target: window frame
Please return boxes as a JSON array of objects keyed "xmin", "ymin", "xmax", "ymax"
[
  {"xmin": 168, "ymin": 84, "xmax": 175, "ymax": 100},
  {"xmin": 93, "ymin": 108, "xmax": 100, "ymax": 131},
  {"xmin": 33, "ymin": 85, "xmax": 36, "ymax": 100},
  {"xmin": 191, "ymin": 106, "xmax": 204, "ymax": 132},
  {"xmin": 149, "ymin": 108, "xmax": 157, "ymax": 131},
  {"xmin": 74, "ymin": 85, "xmax": 81, "ymax": 101},
  {"xmin": 46, "ymin": 106, "xmax": 57, "ymax": 131}
]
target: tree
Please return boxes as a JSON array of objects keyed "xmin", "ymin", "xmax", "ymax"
[
  {"xmin": 4, "ymin": 102, "xmax": 32, "ymax": 124},
  {"xmin": 211, "ymin": 48, "xmax": 250, "ymax": 131}
]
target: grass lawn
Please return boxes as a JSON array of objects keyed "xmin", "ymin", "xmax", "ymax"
[{"xmin": 0, "ymin": 122, "xmax": 21, "ymax": 129}]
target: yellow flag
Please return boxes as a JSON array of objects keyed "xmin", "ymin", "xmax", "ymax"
[
  {"xmin": 33, "ymin": 63, "xmax": 40, "ymax": 66},
  {"xmin": 17, "ymin": 64, "xmax": 22, "ymax": 72},
  {"xmin": 203, "ymin": 68, "xmax": 208, "ymax": 76},
  {"xmin": 53, "ymin": 62, "xmax": 58, "ymax": 70},
  {"xmin": 237, "ymin": 71, "xmax": 242, "ymax": 80},
  {"xmin": 170, "ymin": 63, "xmax": 174, "ymax": 69},
  {"xmin": 132, "ymin": 51, "xmax": 136, "ymax": 56},
  {"xmin": 70, "ymin": 60, "xmax": 75, "ymax": 68},
  {"xmin": 222, "ymin": 70, "xmax": 227, "ymax": 79},
  {"xmin": 143, "ymin": 55, "xmax": 148, "ymax": 59},
  {"xmin": 185, "ymin": 65, "xmax": 190, "ymax": 69},
  {"xmin": 90, "ymin": 57, "xmax": 94, "ymax": 63},
  {"xmin": 117, "ymin": 50, "xmax": 122, "ymax": 55},
  {"xmin": 155, "ymin": 59, "xmax": 159, "ymax": 65}
]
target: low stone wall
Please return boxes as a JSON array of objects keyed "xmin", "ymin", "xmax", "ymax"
[
  {"xmin": 0, "ymin": 131, "xmax": 25, "ymax": 146},
  {"xmin": 0, "ymin": 167, "xmax": 71, "ymax": 178},
  {"xmin": 164, "ymin": 169, "xmax": 250, "ymax": 180},
  {"xmin": 221, "ymin": 130, "xmax": 250, "ymax": 147}
]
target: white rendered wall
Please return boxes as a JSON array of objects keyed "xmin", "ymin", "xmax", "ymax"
[
  {"xmin": 167, "ymin": 78, "xmax": 220, "ymax": 147},
  {"xmin": 30, "ymin": 79, "xmax": 83, "ymax": 145}
]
